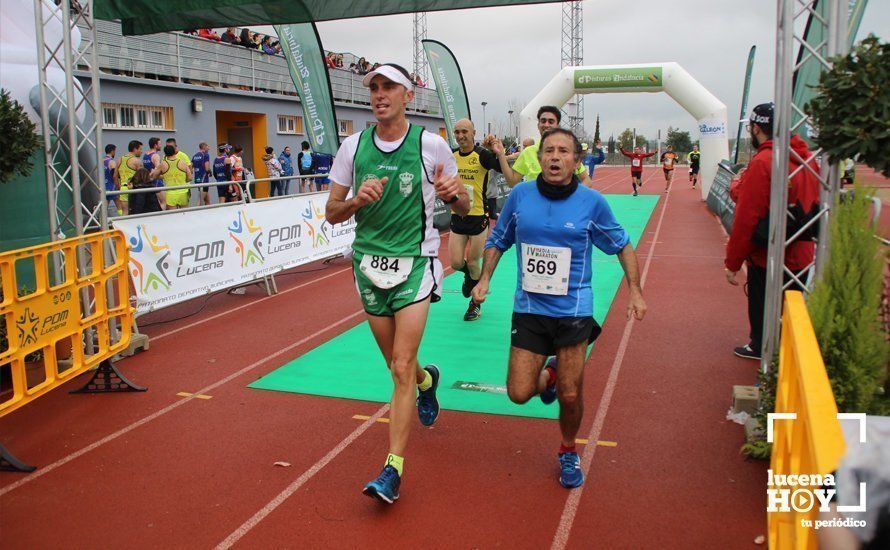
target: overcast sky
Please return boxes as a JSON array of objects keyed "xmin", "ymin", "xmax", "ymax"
[{"xmin": 268, "ymin": 0, "xmax": 888, "ymax": 142}]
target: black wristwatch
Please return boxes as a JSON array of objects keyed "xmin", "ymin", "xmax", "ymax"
[{"xmin": 445, "ymin": 195, "xmax": 459, "ymax": 204}]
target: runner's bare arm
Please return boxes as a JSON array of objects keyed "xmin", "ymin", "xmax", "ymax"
[
  {"xmin": 325, "ymin": 177, "xmax": 387, "ymax": 225},
  {"xmin": 433, "ymin": 163, "xmax": 470, "ymax": 216},
  {"xmin": 488, "ymin": 137, "xmax": 523, "ymax": 187},
  {"xmin": 617, "ymin": 243, "xmax": 646, "ymax": 320},
  {"xmin": 579, "ymin": 170, "xmax": 592, "ymax": 188},
  {"xmin": 471, "ymin": 246, "xmax": 503, "ymax": 304}
]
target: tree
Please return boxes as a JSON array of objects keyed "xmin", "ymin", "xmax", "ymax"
[
  {"xmin": 593, "ymin": 114, "xmax": 601, "ymax": 144},
  {"xmin": 666, "ymin": 127, "xmax": 693, "ymax": 152},
  {"xmin": 807, "ymin": 35, "xmax": 890, "ymax": 176},
  {"xmin": 0, "ymin": 89, "xmax": 42, "ymax": 184},
  {"xmin": 607, "ymin": 135, "xmax": 615, "ymax": 154},
  {"xmin": 808, "ymin": 185, "xmax": 890, "ymax": 413},
  {"xmin": 618, "ymin": 128, "xmax": 634, "ymax": 150},
  {"xmin": 634, "ymin": 134, "xmax": 647, "ymax": 148}
]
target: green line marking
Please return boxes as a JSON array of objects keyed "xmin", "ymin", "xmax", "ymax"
[{"xmin": 249, "ymin": 195, "xmax": 658, "ymax": 419}]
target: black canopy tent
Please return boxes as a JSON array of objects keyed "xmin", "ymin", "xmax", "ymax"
[{"xmin": 94, "ymin": 0, "xmax": 563, "ymax": 35}]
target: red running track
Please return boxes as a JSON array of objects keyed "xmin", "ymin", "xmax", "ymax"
[{"xmin": 1, "ymin": 166, "xmax": 769, "ymax": 548}]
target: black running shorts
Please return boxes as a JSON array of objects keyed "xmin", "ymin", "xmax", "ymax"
[
  {"xmin": 451, "ymin": 214, "xmax": 489, "ymax": 236},
  {"xmin": 510, "ymin": 312, "xmax": 602, "ymax": 357}
]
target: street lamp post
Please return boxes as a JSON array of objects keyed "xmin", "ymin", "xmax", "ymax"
[
  {"xmin": 481, "ymin": 101, "xmax": 488, "ymax": 141},
  {"xmin": 508, "ymin": 110, "xmax": 514, "ymax": 143}
]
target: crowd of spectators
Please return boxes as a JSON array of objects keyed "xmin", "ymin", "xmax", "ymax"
[
  {"xmin": 183, "ymin": 26, "xmax": 428, "ymax": 87},
  {"xmin": 184, "ymin": 27, "xmax": 282, "ymax": 55}
]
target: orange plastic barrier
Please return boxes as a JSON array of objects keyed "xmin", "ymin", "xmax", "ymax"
[
  {"xmin": 1, "ymin": 230, "xmax": 133, "ymax": 417},
  {"xmin": 768, "ymin": 291, "xmax": 846, "ymax": 549}
]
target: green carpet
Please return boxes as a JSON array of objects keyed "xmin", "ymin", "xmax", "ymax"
[{"xmin": 250, "ymin": 195, "xmax": 659, "ymax": 419}]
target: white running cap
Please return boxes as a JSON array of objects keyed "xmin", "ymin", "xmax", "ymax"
[{"xmin": 361, "ymin": 64, "xmax": 414, "ymax": 90}]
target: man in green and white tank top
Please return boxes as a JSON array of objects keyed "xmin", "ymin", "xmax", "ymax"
[{"xmin": 326, "ymin": 63, "xmax": 468, "ymax": 504}]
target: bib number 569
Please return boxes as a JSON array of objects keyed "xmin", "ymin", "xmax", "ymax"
[{"xmin": 526, "ymin": 258, "xmax": 557, "ymax": 276}]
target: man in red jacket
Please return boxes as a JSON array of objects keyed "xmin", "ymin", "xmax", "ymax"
[
  {"xmin": 724, "ymin": 103, "xmax": 821, "ymax": 360},
  {"xmin": 620, "ymin": 146, "xmax": 656, "ymax": 196}
]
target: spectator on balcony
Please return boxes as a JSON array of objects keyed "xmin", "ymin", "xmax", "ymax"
[
  {"xmin": 198, "ymin": 28, "xmax": 221, "ymax": 41},
  {"xmin": 279, "ymin": 146, "xmax": 294, "ymax": 195},
  {"xmin": 221, "ymin": 27, "xmax": 238, "ymax": 44},
  {"xmin": 251, "ymin": 33, "xmax": 264, "ymax": 51},
  {"xmin": 238, "ymin": 28, "xmax": 253, "ymax": 48},
  {"xmin": 349, "ymin": 62, "xmax": 360, "ymax": 74},
  {"xmin": 357, "ymin": 57, "xmax": 369, "ymax": 75},
  {"xmin": 272, "ymin": 41, "xmax": 282, "ymax": 55},
  {"xmin": 325, "ymin": 52, "xmax": 337, "ymax": 69},
  {"xmin": 261, "ymin": 36, "xmax": 277, "ymax": 55},
  {"xmin": 335, "ymin": 53, "xmax": 344, "ymax": 68},
  {"xmin": 183, "ymin": 28, "xmax": 198, "ymax": 36}
]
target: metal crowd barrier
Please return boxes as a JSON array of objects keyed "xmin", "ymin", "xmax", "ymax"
[{"xmin": 0, "ymin": 230, "xmax": 145, "ymax": 472}]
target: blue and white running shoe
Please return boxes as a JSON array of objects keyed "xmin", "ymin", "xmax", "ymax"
[
  {"xmin": 416, "ymin": 364, "xmax": 440, "ymax": 426},
  {"xmin": 558, "ymin": 451, "xmax": 584, "ymax": 488},
  {"xmin": 362, "ymin": 465, "xmax": 401, "ymax": 503}
]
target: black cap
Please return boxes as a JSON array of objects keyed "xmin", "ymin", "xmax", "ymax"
[{"xmin": 750, "ymin": 102, "xmax": 774, "ymax": 127}]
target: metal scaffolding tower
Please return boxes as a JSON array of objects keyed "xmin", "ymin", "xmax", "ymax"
[
  {"xmin": 412, "ymin": 12, "xmax": 430, "ymax": 86},
  {"xmin": 34, "ymin": 0, "xmax": 106, "ymax": 239},
  {"xmin": 760, "ymin": 0, "xmax": 846, "ymax": 372},
  {"xmin": 560, "ymin": 1, "xmax": 584, "ymax": 136}
]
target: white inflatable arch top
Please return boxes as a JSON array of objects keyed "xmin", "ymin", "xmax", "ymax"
[{"xmin": 519, "ymin": 63, "xmax": 729, "ymax": 199}]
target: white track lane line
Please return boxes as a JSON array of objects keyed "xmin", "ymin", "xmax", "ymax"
[
  {"xmin": 215, "ymin": 404, "xmax": 391, "ymax": 550},
  {"xmin": 152, "ymin": 231, "xmax": 452, "ymax": 342},
  {"xmin": 550, "ymin": 180, "xmax": 673, "ymax": 550},
  {"xmin": 152, "ymin": 266, "xmax": 352, "ymax": 342},
  {"xmin": 0, "ymin": 310, "xmax": 364, "ymax": 496},
  {"xmin": 1, "ymin": 264, "xmax": 457, "ymax": 496}
]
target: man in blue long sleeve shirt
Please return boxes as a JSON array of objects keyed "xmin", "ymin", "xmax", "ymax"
[
  {"xmin": 473, "ymin": 128, "xmax": 647, "ymax": 490},
  {"xmin": 583, "ymin": 141, "xmax": 606, "ymax": 179}
]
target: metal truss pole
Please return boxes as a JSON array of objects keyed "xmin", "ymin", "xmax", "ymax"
[
  {"xmin": 412, "ymin": 12, "xmax": 430, "ymax": 86},
  {"xmin": 761, "ymin": 0, "xmax": 845, "ymax": 372},
  {"xmin": 35, "ymin": 0, "xmax": 109, "ymax": 353},
  {"xmin": 561, "ymin": 1, "xmax": 584, "ymax": 136}
]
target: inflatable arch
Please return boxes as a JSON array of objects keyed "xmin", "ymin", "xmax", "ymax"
[{"xmin": 519, "ymin": 63, "xmax": 729, "ymax": 199}]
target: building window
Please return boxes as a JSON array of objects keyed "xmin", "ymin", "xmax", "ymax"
[
  {"xmin": 277, "ymin": 115, "xmax": 303, "ymax": 134},
  {"xmin": 338, "ymin": 119, "xmax": 353, "ymax": 136},
  {"xmin": 102, "ymin": 103, "xmax": 173, "ymax": 130}
]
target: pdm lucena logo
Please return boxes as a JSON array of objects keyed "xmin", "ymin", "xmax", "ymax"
[
  {"xmin": 228, "ymin": 210, "xmax": 265, "ymax": 267},
  {"xmin": 302, "ymin": 200, "xmax": 330, "ymax": 249},
  {"xmin": 128, "ymin": 224, "xmax": 172, "ymax": 293}
]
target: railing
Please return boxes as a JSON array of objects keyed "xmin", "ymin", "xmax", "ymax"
[
  {"xmin": 79, "ymin": 20, "xmax": 440, "ymax": 116},
  {"xmin": 768, "ymin": 290, "xmax": 846, "ymax": 549}
]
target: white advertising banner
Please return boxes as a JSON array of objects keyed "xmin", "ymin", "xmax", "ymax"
[{"xmin": 114, "ymin": 193, "xmax": 355, "ymax": 314}]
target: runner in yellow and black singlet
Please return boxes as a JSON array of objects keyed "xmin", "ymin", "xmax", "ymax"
[{"xmin": 451, "ymin": 118, "xmax": 502, "ymax": 321}]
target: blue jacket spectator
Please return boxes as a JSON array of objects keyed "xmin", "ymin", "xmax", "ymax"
[
  {"xmin": 279, "ymin": 146, "xmax": 294, "ymax": 194},
  {"xmin": 584, "ymin": 144, "xmax": 606, "ymax": 178}
]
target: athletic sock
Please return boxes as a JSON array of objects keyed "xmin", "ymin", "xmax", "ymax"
[
  {"xmin": 385, "ymin": 453, "xmax": 404, "ymax": 476},
  {"xmin": 559, "ymin": 444, "xmax": 576, "ymax": 455},
  {"xmin": 418, "ymin": 368, "xmax": 433, "ymax": 391},
  {"xmin": 544, "ymin": 365, "xmax": 556, "ymax": 387}
]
